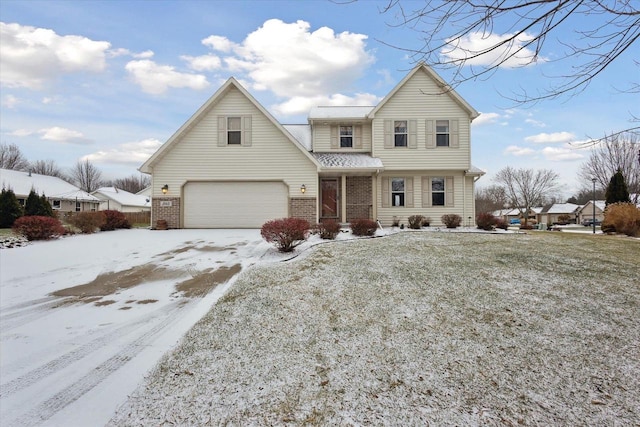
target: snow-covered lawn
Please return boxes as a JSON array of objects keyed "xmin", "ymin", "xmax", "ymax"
[
  {"xmin": 110, "ymin": 231, "xmax": 639, "ymax": 425},
  {"xmin": 0, "ymin": 229, "xmax": 276, "ymax": 426}
]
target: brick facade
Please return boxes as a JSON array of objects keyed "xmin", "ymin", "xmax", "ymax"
[
  {"xmin": 152, "ymin": 197, "xmax": 180, "ymax": 229},
  {"xmin": 346, "ymin": 176, "xmax": 373, "ymax": 221},
  {"xmin": 290, "ymin": 197, "xmax": 317, "ymax": 224}
]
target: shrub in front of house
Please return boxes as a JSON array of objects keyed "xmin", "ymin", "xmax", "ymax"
[
  {"xmin": 441, "ymin": 214, "xmax": 462, "ymax": 229},
  {"xmin": 316, "ymin": 220, "xmax": 341, "ymax": 240},
  {"xmin": 12, "ymin": 215, "xmax": 65, "ymax": 241},
  {"xmin": 421, "ymin": 216, "xmax": 431, "ymax": 227},
  {"xmin": 0, "ymin": 188, "xmax": 24, "ymax": 228},
  {"xmin": 495, "ymin": 218, "xmax": 508, "ymax": 230},
  {"xmin": 68, "ymin": 211, "xmax": 106, "ymax": 234},
  {"xmin": 100, "ymin": 210, "xmax": 131, "ymax": 231},
  {"xmin": 476, "ymin": 212, "xmax": 497, "ymax": 231},
  {"xmin": 408, "ymin": 215, "xmax": 425, "ymax": 229},
  {"xmin": 261, "ymin": 217, "xmax": 311, "ymax": 252},
  {"xmin": 350, "ymin": 218, "xmax": 377, "ymax": 236},
  {"xmin": 602, "ymin": 202, "xmax": 640, "ymax": 237}
]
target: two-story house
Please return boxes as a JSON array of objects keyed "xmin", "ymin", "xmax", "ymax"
[{"xmin": 140, "ymin": 63, "xmax": 484, "ymax": 229}]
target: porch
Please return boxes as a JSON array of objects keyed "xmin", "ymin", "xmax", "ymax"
[{"xmin": 319, "ymin": 175, "xmax": 374, "ymax": 223}]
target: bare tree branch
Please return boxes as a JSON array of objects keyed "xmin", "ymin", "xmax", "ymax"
[
  {"xmin": 0, "ymin": 143, "xmax": 29, "ymax": 171},
  {"xmin": 70, "ymin": 159, "xmax": 103, "ymax": 193}
]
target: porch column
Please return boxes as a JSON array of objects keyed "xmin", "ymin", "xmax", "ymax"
[{"xmin": 341, "ymin": 174, "xmax": 347, "ymax": 223}]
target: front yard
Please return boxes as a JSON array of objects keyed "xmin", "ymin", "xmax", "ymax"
[{"xmin": 111, "ymin": 231, "xmax": 639, "ymax": 425}]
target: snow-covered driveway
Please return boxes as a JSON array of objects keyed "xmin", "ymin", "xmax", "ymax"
[{"xmin": 0, "ymin": 229, "xmax": 270, "ymax": 426}]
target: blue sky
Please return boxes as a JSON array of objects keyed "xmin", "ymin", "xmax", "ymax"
[{"xmin": 1, "ymin": 0, "xmax": 637, "ymax": 197}]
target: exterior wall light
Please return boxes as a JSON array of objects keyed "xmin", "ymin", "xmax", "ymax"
[
  {"xmin": 300, "ymin": 184, "xmax": 306, "ymax": 194},
  {"xmin": 162, "ymin": 184, "xmax": 169, "ymax": 194}
]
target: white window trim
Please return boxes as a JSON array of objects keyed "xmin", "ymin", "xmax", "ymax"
[
  {"xmin": 394, "ymin": 120, "xmax": 408, "ymax": 147},
  {"xmin": 436, "ymin": 120, "xmax": 450, "ymax": 147},
  {"xmin": 391, "ymin": 177, "xmax": 405, "ymax": 207},
  {"xmin": 340, "ymin": 125, "xmax": 353, "ymax": 148}
]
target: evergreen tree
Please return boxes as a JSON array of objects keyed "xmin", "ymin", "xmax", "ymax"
[
  {"xmin": 39, "ymin": 194, "xmax": 54, "ymax": 217},
  {"xmin": 605, "ymin": 170, "xmax": 631, "ymax": 206},
  {"xmin": 24, "ymin": 189, "xmax": 54, "ymax": 217},
  {"xmin": 0, "ymin": 187, "xmax": 24, "ymax": 228}
]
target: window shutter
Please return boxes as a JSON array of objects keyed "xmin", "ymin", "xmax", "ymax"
[
  {"xmin": 425, "ymin": 119, "xmax": 435, "ymax": 148},
  {"xmin": 408, "ymin": 120, "xmax": 418, "ymax": 149},
  {"xmin": 354, "ymin": 125, "xmax": 362, "ymax": 149},
  {"xmin": 422, "ymin": 176, "xmax": 431, "ymax": 207},
  {"xmin": 217, "ymin": 116, "xmax": 227, "ymax": 147},
  {"xmin": 242, "ymin": 116, "xmax": 252, "ymax": 146},
  {"xmin": 450, "ymin": 119, "xmax": 459, "ymax": 148},
  {"xmin": 406, "ymin": 177, "xmax": 414, "ymax": 207},
  {"xmin": 382, "ymin": 177, "xmax": 390, "ymax": 208},
  {"xmin": 384, "ymin": 119, "xmax": 392, "ymax": 149},
  {"xmin": 445, "ymin": 176, "xmax": 454, "ymax": 207},
  {"xmin": 330, "ymin": 125, "xmax": 339, "ymax": 149}
]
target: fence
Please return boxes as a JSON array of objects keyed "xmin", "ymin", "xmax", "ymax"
[{"xmin": 122, "ymin": 211, "xmax": 151, "ymax": 226}]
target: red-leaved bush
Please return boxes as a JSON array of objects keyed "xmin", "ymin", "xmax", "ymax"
[
  {"xmin": 495, "ymin": 218, "xmax": 508, "ymax": 230},
  {"xmin": 68, "ymin": 212, "xmax": 106, "ymax": 234},
  {"xmin": 12, "ymin": 215, "xmax": 66, "ymax": 241},
  {"xmin": 100, "ymin": 210, "xmax": 131, "ymax": 231},
  {"xmin": 476, "ymin": 212, "xmax": 497, "ymax": 231},
  {"xmin": 316, "ymin": 220, "xmax": 341, "ymax": 240},
  {"xmin": 261, "ymin": 217, "xmax": 311, "ymax": 252},
  {"xmin": 350, "ymin": 218, "xmax": 377, "ymax": 236}
]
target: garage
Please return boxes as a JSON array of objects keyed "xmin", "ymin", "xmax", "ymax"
[{"xmin": 183, "ymin": 181, "xmax": 289, "ymax": 228}]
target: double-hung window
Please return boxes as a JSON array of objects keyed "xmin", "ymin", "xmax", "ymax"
[
  {"xmin": 436, "ymin": 120, "xmax": 449, "ymax": 147},
  {"xmin": 75, "ymin": 201, "xmax": 81, "ymax": 212},
  {"xmin": 340, "ymin": 126, "xmax": 353, "ymax": 148},
  {"xmin": 432, "ymin": 177, "xmax": 445, "ymax": 206},
  {"xmin": 391, "ymin": 178, "xmax": 405, "ymax": 206},
  {"xmin": 52, "ymin": 200, "xmax": 61, "ymax": 209},
  {"xmin": 394, "ymin": 120, "xmax": 408, "ymax": 147},
  {"xmin": 227, "ymin": 117, "xmax": 242, "ymax": 145}
]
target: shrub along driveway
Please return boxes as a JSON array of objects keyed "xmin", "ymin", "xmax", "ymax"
[{"xmin": 111, "ymin": 231, "xmax": 639, "ymax": 425}]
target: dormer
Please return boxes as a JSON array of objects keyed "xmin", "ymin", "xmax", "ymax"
[{"xmin": 308, "ymin": 106, "xmax": 374, "ymax": 153}]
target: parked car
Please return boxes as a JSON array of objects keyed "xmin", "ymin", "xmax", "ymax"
[
  {"xmin": 582, "ymin": 218, "xmax": 602, "ymax": 226},
  {"xmin": 509, "ymin": 218, "xmax": 521, "ymax": 225}
]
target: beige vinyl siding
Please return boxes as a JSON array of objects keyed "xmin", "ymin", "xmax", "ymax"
[
  {"xmin": 376, "ymin": 171, "xmax": 475, "ymax": 227},
  {"xmin": 151, "ymin": 86, "xmax": 317, "ymax": 200},
  {"xmin": 372, "ymin": 69, "xmax": 471, "ymax": 170},
  {"xmin": 312, "ymin": 121, "xmax": 372, "ymax": 152}
]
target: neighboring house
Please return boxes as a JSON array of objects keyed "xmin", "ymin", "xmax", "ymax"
[
  {"xmin": 494, "ymin": 207, "xmax": 541, "ymax": 224},
  {"xmin": 136, "ymin": 186, "xmax": 151, "ymax": 198},
  {"xmin": 92, "ymin": 187, "xmax": 151, "ymax": 212},
  {"xmin": 538, "ymin": 203, "xmax": 581, "ymax": 225},
  {"xmin": 140, "ymin": 63, "xmax": 484, "ymax": 229},
  {"xmin": 577, "ymin": 200, "xmax": 605, "ymax": 224},
  {"xmin": 0, "ymin": 168, "xmax": 100, "ymax": 213}
]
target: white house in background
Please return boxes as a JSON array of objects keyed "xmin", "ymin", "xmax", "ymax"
[
  {"xmin": 136, "ymin": 186, "xmax": 151, "ymax": 198},
  {"xmin": 140, "ymin": 63, "xmax": 484, "ymax": 229},
  {"xmin": 577, "ymin": 200, "xmax": 606, "ymax": 224},
  {"xmin": 538, "ymin": 203, "xmax": 581, "ymax": 225},
  {"xmin": 0, "ymin": 168, "xmax": 100, "ymax": 213},
  {"xmin": 92, "ymin": 187, "xmax": 151, "ymax": 212}
]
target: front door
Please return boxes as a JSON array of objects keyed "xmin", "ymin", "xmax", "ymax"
[{"xmin": 321, "ymin": 179, "xmax": 339, "ymax": 219}]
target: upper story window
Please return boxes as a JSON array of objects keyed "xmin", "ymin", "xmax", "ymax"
[
  {"xmin": 394, "ymin": 120, "xmax": 408, "ymax": 147},
  {"xmin": 391, "ymin": 178, "xmax": 405, "ymax": 206},
  {"xmin": 432, "ymin": 177, "xmax": 445, "ymax": 206},
  {"xmin": 340, "ymin": 126, "xmax": 353, "ymax": 148},
  {"xmin": 227, "ymin": 117, "xmax": 242, "ymax": 145},
  {"xmin": 436, "ymin": 120, "xmax": 450, "ymax": 147}
]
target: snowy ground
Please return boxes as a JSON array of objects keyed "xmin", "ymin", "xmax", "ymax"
[
  {"xmin": 0, "ymin": 229, "xmax": 279, "ymax": 426},
  {"xmin": 110, "ymin": 231, "xmax": 639, "ymax": 425}
]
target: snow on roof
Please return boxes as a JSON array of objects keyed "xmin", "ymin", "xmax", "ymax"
[
  {"xmin": 0, "ymin": 168, "xmax": 98, "ymax": 201},
  {"xmin": 312, "ymin": 153, "xmax": 384, "ymax": 170},
  {"xmin": 545, "ymin": 203, "xmax": 580, "ymax": 214},
  {"xmin": 466, "ymin": 165, "xmax": 485, "ymax": 175},
  {"xmin": 282, "ymin": 124, "xmax": 312, "ymax": 151},
  {"xmin": 93, "ymin": 187, "xmax": 150, "ymax": 208},
  {"xmin": 308, "ymin": 106, "xmax": 375, "ymax": 120}
]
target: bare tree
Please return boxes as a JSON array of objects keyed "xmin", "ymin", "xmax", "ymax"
[
  {"xmin": 494, "ymin": 166, "xmax": 560, "ymax": 225},
  {"xmin": 102, "ymin": 173, "xmax": 151, "ymax": 194},
  {"xmin": 70, "ymin": 159, "xmax": 103, "ymax": 193},
  {"xmin": 475, "ymin": 184, "xmax": 507, "ymax": 214},
  {"xmin": 578, "ymin": 132, "xmax": 639, "ymax": 201},
  {"xmin": 380, "ymin": 1, "xmax": 639, "ymax": 132},
  {"xmin": 29, "ymin": 159, "xmax": 67, "ymax": 179},
  {"xmin": 0, "ymin": 143, "xmax": 30, "ymax": 171}
]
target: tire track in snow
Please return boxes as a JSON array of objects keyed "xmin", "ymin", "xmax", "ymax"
[
  {"xmin": 0, "ymin": 296, "xmax": 57, "ymax": 314},
  {"xmin": 0, "ymin": 300, "xmax": 187, "ymax": 397},
  {"xmin": 6, "ymin": 299, "xmax": 196, "ymax": 427},
  {"xmin": 0, "ymin": 298, "xmax": 68, "ymax": 332}
]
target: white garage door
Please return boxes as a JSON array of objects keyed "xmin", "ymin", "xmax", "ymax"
[{"xmin": 183, "ymin": 181, "xmax": 288, "ymax": 228}]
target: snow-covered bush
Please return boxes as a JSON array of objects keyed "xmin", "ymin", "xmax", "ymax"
[
  {"xmin": 408, "ymin": 215, "xmax": 425, "ymax": 229},
  {"xmin": 261, "ymin": 217, "xmax": 310, "ymax": 252},
  {"xmin": 316, "ymin": 220, "xmax": 340, "ymax": 240},
  {"xmin": 350, "ymin": 218, "xmax": 377, "ymax": 236},
  {"xmin": 602, "ymin": 202, "xmax": 640, "ymax": 237},
  {"xmin": 441, "ymin": 214, "xmax": 461, "ymax": 229},
  {"xmin": 100, "ymin": 210, "xmax": 131, "ymax": 231},
  {"xmin": 12, "ymin": 215, "xmax": 65, "ymax": 241},
  {"xmin": 68, "ymin": 212, "xmax": 106, "ymax": 234}
]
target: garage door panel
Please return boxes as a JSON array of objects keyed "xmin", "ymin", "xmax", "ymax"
[{"xmin": 184, "ymin": 181, "xmax": 288, "ymax": 228}]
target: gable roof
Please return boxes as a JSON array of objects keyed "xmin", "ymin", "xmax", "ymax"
[
  {"xmin": 368, "ymin": 63, "xmax": 479, "ymax": 120},
  {"xmin": 309, "ymin": 106, "xmax": 374, "ymax": 120},
  {"xmin": 93, "ymin": 187, "xmax": 151, "ymax": 208},
  {"xmin": 0, "ymin": 168, "xmax": 99, "ymax": 202},
  {"xmin": 542, "ymin": 203, "xmax": 580, "ymax": 214},
  {"xmin": 139, "ymin": 78, "xmax": 319, "ymax": 173}
]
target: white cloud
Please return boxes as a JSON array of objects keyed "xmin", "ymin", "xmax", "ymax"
[
  {"xmin": 202, "ymin": 35, "xmax": 235, "ymax": 53},
  {"xmin": 109, "ymin": 48, "xmax": 154, "ymax": 59},
  {"xmin": 504, "ymin": 145, "xmax": 535, "ymax": 156},
  {"xmin": 180, "ymin": 54, "xmax": 222, "ymax": 71},
  {"xmin": 2, "ymin": 94, "xmax": 20, "ymax": 108},
  {"xmin": 39, "ymin": 126, "xmax": 90, "ymax": 144},
  {"xmin": 542, "ymin": 146, "xmax": 584, "ymax": 161},
  {"xmin": 442, "ymin": 31, "xmax": 546, "ymax": 68},
  {"xmin": 0, "ymin": 22, "xmax": 111, "ymax": 89},
  {"xmin": 472, "ymin": 112, "xmax": 500, "ymax": 126},
  {"xmin": 125, "ymin": 60, "xmax": 210, "ymax": 94},
  {"xmin": 10, "ymin": 128, "xmax": 33, "ymax": 137},
  {"xmin": 273, "ymin": 92, "xmax": 380, "ymax": 116},
  {"xmin": 82, "ymin": 138, "xmax": 162, "ymax": 165},
  {"xmin": 525, "ymin": 131, "xmax": 575, "ymax": 144},
  {"xmin": 525, "ymin": 118, "xmax": 546, "ymax": 128}
]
